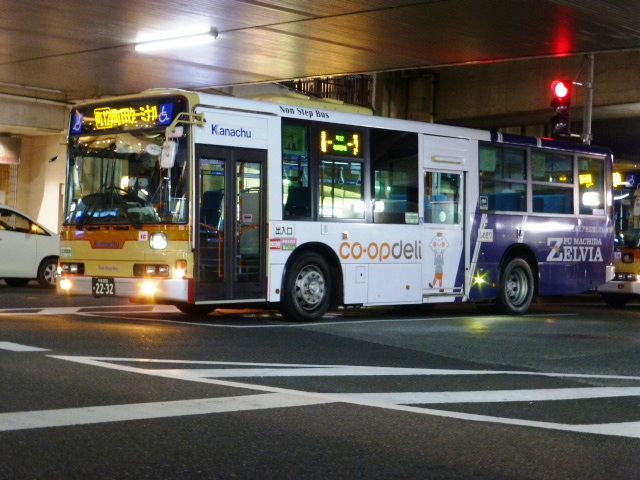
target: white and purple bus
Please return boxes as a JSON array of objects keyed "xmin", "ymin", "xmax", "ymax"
[{"xmin": 57, "ymin": 89, "xmax": 614, "ymax": 320}]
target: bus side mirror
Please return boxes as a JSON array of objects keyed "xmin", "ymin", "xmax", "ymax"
[
  {"xmin": 160, "ymin": 126, "xmax": 183, "ymax": 169},
  {"xmin": 161, "ymin": 141, "xmax": 176, "ymax": 169}
]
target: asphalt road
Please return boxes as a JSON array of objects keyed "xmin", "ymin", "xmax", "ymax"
[{"xmin": 0, "ymin": 283, "xmax": 639, "ymax": 479}]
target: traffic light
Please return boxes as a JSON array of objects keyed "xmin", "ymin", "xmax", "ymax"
[{"xmin": 550, "ymin": 79, "xmax": 572, "ymax": 135}]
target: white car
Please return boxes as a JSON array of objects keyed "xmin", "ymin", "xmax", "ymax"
[{"xmin": 0, "ymin": 205, "xmax": 59, "ymax": 288}]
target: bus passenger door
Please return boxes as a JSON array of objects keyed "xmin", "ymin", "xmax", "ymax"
[
  {"xmin": 422, "ymin": 170, "xmax": 465, "ymax": 297},
  {"xmin": 195, "ymin": 145, "xmax": 266, "ymax": 302}
]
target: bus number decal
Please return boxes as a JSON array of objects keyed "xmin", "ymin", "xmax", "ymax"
[{"xmin": 478, "ymin": 229, "xmax": 493, "ymax": 242}]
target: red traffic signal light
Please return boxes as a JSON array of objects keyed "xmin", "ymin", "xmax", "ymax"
[
  {"xmin": 550, "ymin": 79, "xmax": 572, "ymax": 135},
  {"xmin": 551, "ymin": 80, "xmax": 570, "ymax": 99}
]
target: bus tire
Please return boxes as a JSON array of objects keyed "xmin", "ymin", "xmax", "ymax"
[
  {"xmin": 601, "ymin": 293, "xmax": 630, "ymax": 307},
  {"xmin": 281, "ymin": 252, "xmax": 331, "ymax": 322},
  {"xmin": 176, "ymin": 304, "xmax": 215, "ymax": 316},
  {"xmin": 496, "ymin": 257, "xmax": 534, "ymax": 315}
]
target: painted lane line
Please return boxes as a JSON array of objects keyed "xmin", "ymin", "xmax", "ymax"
[
  {"xmin": 0, "ymin": 393, "xmax": 333, "ymax": 432},
  {"xmin": 319, "ymin": 397, "xmax": 640, "ymax": 439},
  {"xmin": 40, "ymin": 356, "xmax": 640, "ymax": 439},
  {"xmin": 344, "ymin": 387, "xmax": 640, "ymax": 404},
  {"xmin": 0, "ymin": 305, "xmax": 178, "ymax": 316},
  {"xmin": 0, "ymin": 342, "xmax": 49, "ymax": 352},
  {"xmin": 48, "ymin": 357, "xmax": 640, "ymax": 382}
]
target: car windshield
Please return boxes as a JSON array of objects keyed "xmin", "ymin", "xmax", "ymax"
[{"xmin": 64, "ymin": 130, "xmax": 189, "ymax": 228}]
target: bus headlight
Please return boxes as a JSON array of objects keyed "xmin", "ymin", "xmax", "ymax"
[
  {"xmin": 141, "ymin": 281, "xmax": 157, "ymax": 296},
  {"xmin": 150, "ymin": 232, "xmax": 168, "ymax": 250},
  {"xmin": 59, "ymin": 262, "xmax": 85, "ymax": 274}
]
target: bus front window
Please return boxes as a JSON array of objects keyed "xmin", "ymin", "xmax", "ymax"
[{"xmin": 64, "ymin": 131, "xmax": 189, "ymax": 227}]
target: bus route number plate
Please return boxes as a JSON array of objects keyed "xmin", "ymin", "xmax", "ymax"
[{"xmin": 92, "ymin": 277, "xmax": 115, "ymax": 296}]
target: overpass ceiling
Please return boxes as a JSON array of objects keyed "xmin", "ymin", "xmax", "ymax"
[{"xmin": 3, "ymin": 0, "xmax": 640, "ymax": 103}]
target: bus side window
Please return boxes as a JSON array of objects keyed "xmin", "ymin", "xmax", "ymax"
[
  {"xmin": 479, "ymin": 145, "xmax": 527, "ymax": 212},
  {"xmin": 282, "ymin": 121, "xmax": 310, "ymax": 219},
  {"xmin": 425, "ymin": 172, "xmax": 460, "ymax": 224},
  {"xmin": 578, "ymin": 156, "xmax": 605, "ymax": 215},
  {"xmin": 371, "ymin": 129, "xmax": 419, "ymax": 224}
]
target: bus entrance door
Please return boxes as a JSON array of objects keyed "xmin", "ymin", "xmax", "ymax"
[
  {"xmin": 422, "ymin": 170, "xmax": 465, "ymax": 298},
  {"xmin": 195, "ymin": 145, "xmax": 266, "ymax": 303},
  {"xmin": 422, "ymin": 135, "xmax": 469, "ymax": 300}
]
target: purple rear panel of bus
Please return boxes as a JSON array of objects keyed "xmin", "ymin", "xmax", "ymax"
[
  {"xmin": 467, "ymin": 133, "xmax": 614, "ymax": 303},
  {"xmin": 467, "ymin": 208, "xmax": 614, "ymax": 302}
]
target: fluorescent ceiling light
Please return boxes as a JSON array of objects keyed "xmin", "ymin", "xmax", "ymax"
[{"xmin": 135, "ymin": 28, "xmax": 218, "ymax": 52}]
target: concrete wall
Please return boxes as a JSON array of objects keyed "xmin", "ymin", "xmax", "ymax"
[
  {"xmin": 0, "ymin": 95, "xmax": 68, "ymax": 232},
  {"xmin": 374, "ymin": 50, "xmax": 640, "ymax": 129},
  {"xmin": 0, "ymin": 96, "xmax": 67, "ymax": 134},
  {"xmin": 18, "ymin": 135, "xmax": 67, "ymax": 233}
]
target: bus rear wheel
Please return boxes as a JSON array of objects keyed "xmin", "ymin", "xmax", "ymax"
[
  {"xmin": 496, "ymin": 257, "xmax": 534, "ymax": 315},
  {"xmin": 601, "ymin": 293, "xmax": 630, "ymax": 307},
  {"xmin": 281, "ymin": 252, "xmax": 332, "ymax": 322}
]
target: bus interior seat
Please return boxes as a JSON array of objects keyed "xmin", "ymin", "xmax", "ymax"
[
  {"xmin": 201, "ymin": 190, "xmax": 224, "ymax": 229},
  {"xmin": 284, "ymin": 186, "xmax": 310, "ymax": 217},
  {"xmin": 533, "ymin": 194, "xmax": 570, "ymax": 214},
  {"xmin": 480, "ymin": 192, "xmax": 522, "ymax": 211}
]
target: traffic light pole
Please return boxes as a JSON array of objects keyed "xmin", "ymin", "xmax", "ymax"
[
  {"xmin": 550, "ymin": 54, "xmax": 594, "ymax": 143},
  {"xmin": 581, "ymin": 53, "xmax": 594, "ymax": 145}
]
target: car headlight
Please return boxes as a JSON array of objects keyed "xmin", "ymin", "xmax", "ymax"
[{"xmin": 149, "ymin": 232, "xmax": 168, "ymax": 250}]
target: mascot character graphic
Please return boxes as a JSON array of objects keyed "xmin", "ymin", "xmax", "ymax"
[{"xmin": 428, "ymin": 232, "xmax": 449, "ymax": 290}]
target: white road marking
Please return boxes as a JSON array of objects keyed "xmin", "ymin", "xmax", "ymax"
[
  {"xmin": 49, "ymin": 357, "xmax": 640, "ymax": 382},
  {"xmin": 0, "ymin": 341, "xmax": 49, "ymax": 352},
  {"xmin": 0, "ymin": 305, "xmax": 178, "ymax": 316},
  {"xmin": 0, "ymin": 393, "xmax": 333, "ymax": 432},
  {"xmin": 9, "ymin": 356, "xmax": 629, "ymax": 439},
  {"xmin": 348, "ymin": 387, "xmax": 640, "ymax": 403}
]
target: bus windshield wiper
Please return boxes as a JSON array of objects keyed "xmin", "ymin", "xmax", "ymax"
[
  {"xmin": 106, "ymin": 187, "xmax": 143, "ymax": 230},
  {"xmin": 75, "ymin": 204, "xmax": 95, "ymax": 230}
]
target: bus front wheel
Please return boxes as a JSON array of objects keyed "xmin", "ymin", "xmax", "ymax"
[
  {"xmin": 496, "ymin": 257, "xmax": 534, "ymax": 315},
  {"xmin": 281, "ymin": 252, "xmax": 332, "ymax": 322},
  {"xmin": 176, "ymin": 304, "xmax": 215, "ymax": 316}
]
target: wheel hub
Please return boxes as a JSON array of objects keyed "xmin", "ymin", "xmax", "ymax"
[{"xmin": 297, "ymin": 268, "xmax": 325, "ymax": 307}]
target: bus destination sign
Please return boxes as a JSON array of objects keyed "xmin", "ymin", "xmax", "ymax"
[
  {"xmin": 320, "ymin": 129, "xmax": 362, "ymax": 157},
  {"xmin": 70, "ymin": 96, "xmax": 186, "ymax": 134}
]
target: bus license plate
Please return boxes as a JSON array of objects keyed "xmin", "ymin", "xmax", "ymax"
[{"xmin": 92, "ymin": 277, "xmax": 115, "ymax": 296}]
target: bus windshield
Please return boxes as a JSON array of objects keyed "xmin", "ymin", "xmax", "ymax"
[
  {"xmin": 64, "ymin": 130, "xmax": 189, "ymax": 228},
  {"xmin": 613, "ymin": 175, "xmax": 640, "ymax": 247}
]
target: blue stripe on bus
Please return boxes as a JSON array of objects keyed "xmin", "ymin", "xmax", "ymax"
[{"xmin": 490, "ymin": 131, "xmax": 611, "ymax": 156}]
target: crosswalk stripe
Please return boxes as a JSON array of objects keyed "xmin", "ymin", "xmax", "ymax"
[
  {"xmin": 348, "ymin": 387, "xmax": 640, "ymax": 404},
  {"xmin": 0, "ymin": 342, "xmax": 49, "ymax": 352},
  {"xmin": 0, "ymin": 393, "xmax": 333, "ymax": 432}
]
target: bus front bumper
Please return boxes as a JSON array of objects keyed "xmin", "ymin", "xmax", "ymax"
[
  {"xmin": 597, "ymin": 280, "xmax": 640, "ymax": 296},
  {"xmin": 56, "ymin": 276, "xmax": 190, "ymax": 303}
]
